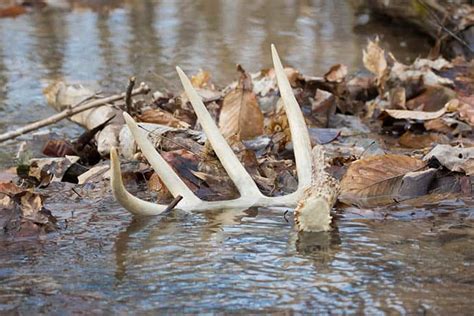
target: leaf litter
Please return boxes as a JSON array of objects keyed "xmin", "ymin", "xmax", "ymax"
[{"xmin": 1, "ymin": 38, "xmax": 473, "ymax": 238}]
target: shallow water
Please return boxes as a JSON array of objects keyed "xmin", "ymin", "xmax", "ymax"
[
  {"xmin": 2, "ymin": 1, "xmax": 472, "ymax": 314},
  {"xmin": 1, "ymin": 185, "xmax": 473, "ymax": 313}
]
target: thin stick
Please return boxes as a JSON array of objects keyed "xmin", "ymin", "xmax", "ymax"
[
  {"xmin": 125, "ymin": 76, "xmax": 136, "ymax": 113},
  {"xmin": 0, "ymin": 83, "xmax": 150, "ymax": 143},
  {"xmin": 163, "ymin": 195, "xmax": 183, "ymax": 213}
]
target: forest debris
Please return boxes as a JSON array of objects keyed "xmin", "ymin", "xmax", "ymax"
[
  {"xmin": 0, "ymin": 183, "xmax": 57, "ymax": 237},
  {"xmin": 405, "ymin": 86, "xmax": 456, "ymax": 111},
  {"xmin": 0, "ymin": 82, "xmax": 150, "ymax": 145},
  {"xmin": 398, "ymin": 131, "xmax": 449, "ymax": 148},
  {"xmin": 138, "ymin": 109, "xmax": 190, "ymax": 128},
  {"xmin": 340, "ymin": 154, "xmax": 428, "ymax": 207},
  {"xmin": 458, "ymin": 100, "xmax": 474, "ymax": 126},
  {"xmin": 77, "ymin": 164, "xmax": 109, "ymax": 185},
  {"xmin": 191, "ymin": 69, "xmax": 214, "ymax": 90},
  {"xmin": 363, "ymin": 38, "xmax": 387, "ymax": 89},
  {"xmin": 324, "ymin": 64, "xmax": 348, "ymax": 83},
  {"xmin": 24, "ymin": 156, "xmax": 80, "ymax": 187},
  {"xmin": 218, "ymin": 65, "xmax": 264, "ymax": 140},
  {"xmin": 382, "ymin": 105, "xmax": 448, "ymax": 120},
  {"xmin": 41, "ymin": 81, "xmax": 150, "ymax": 155},
  {"xmin": 424, "ymin": 145, "xmax": 474, "ymax": 175}
]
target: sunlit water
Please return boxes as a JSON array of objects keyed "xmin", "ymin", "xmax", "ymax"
[{"xmin": 1, "ymin": 1, "xmax": 471, "ymax": 314}]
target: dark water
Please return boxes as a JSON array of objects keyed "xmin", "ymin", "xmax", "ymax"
[{"xmin": 2, "ymin": 1, "xmax": 471, "ymax": 314}]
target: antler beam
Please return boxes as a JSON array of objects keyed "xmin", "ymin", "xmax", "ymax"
[{"xmin": 110, "ymin": 45, "xmax": 338, "ymax": 231}]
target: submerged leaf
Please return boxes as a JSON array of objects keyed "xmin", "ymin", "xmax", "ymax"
[{"xmin": 219, "ymin": 65, "xmax": 264, "ymax": 140}]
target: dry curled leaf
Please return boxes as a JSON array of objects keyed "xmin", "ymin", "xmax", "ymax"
[
  {"xmin": 191, "ymin": 69, "xmax": 214, "ymax": 90},
  {"xmin": 340, "ymin": 154, "xmax": 427, "ymax": 207},
  {"xmin": 219, "ymin": 65, "xmax": 264, "ymax": 140},
  {"xmin": 138, "ymin": 109, "xmax": 190, "ymax": 129},
  {"xmin": 382, "ymin": 106, "xmax": 447, "ymax": 121},
  {"xmin": 363, "ymin": 38, "xmax": 387, "ymax": 80}
]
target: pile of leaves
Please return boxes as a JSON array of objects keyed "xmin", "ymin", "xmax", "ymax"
[{"xmin": 1, "ymin": 39, "xmax": 473, "ymax": 238}]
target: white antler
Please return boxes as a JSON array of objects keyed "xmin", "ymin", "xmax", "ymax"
[{"xmin": 110, "ymin": 46, "xmax": 337, "ymax": 231}]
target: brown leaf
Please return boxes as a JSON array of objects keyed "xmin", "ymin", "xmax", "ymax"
[
  {"xmin": 398, "ymin": 131, "xmax": 448, "ymax": 149},
  {"xmin": 363, "ymin": 38, "xmax": 387, "ymax": 80},
  {"xmin": 42, "ymin": 140, "xmax": 76, "ymax": 157},
  {"xmin": 382, "ymin": 106, "xmax": 447, "ymax": 120},
  {"xmin": 324, "ymin": 64, "xmax": 348, "ymax": 83},
  {"xmin": 219, "ymin": 66, "xmax": 264, "ymax": 140},
  {"xmin": 340, "ymin": 154, "xmax": 427, "ymax": 207},
  {"xmin": 138, "ymin": 109, "xmax": 190, "ymax": 129},
  {"xmin": 191, "ymin": 69, "xmax": 214, "ymax": 90},
  {"xmin": 458, "ymin": 96, "xmax": 474, "ymax": 126},
  {"xmin": 424, "ymin": 145, "xmax": 474, "ymax": 175}
]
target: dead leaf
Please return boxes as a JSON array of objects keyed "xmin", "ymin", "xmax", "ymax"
[
  {"xmin": 424, "ymin": 145, "xmax": 474, "ymax": 175},
  {"xmin": 363, "ymin": 38, "xmax": 387, "ymax": 80},
  {"xmin": 138, "ymin": 109, "xmax": 190, "ymax": 129},
  {"xmin": 219, "ymin": 65, "xmax": 264, "ymax": 140},
  {"xmin": 340, "ymin": 154, "xmax": 427, "ymax": 207},
  {"xmin": 458, "ymin": 97, "xmax": 474, "ymax": 126},
  {"xmin": 398, "ymin": 131, "xmax": 448, "ymax": 149},
  {"xmin": 191, "ymin": 69, "xmax": 214, "ymax": 90},
  {"xmin": 383, "ymin": 106, "xmax": 447, "ymax": 120},
  {"xmin": 1, "ymin": 183, "xmax": 58, "ymax": 237},
  {"xmin": 324, "ymin": 64, "xmax": 348, "ymax": 83},
  {"xmin": 389, "ymin": 87, "xmax": 406, "ymax": 109}
]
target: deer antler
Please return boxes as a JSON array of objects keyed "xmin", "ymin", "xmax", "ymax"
[{"xmin": 110, "ymin": 45, "xmax": 339, "ymax": 231}]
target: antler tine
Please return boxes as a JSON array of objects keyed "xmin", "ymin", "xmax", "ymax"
[
  {"xmin": 123, "ymin": 113, "xmax": 202, "ymax": 205},
  {"xmin": 110, "ymin": 147, "xmax": 168, "ymax": 215},
  {"xmin": 176, "ymin": 66, "xmax": 263, "ymax": 199},
  {"xmin": 271, "ymin": 45, "xmax": 313, "ymax": 190}
]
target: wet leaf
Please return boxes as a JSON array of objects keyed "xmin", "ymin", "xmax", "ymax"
[
  {"xmin": 42, "ymin": 140, "xmax": 76, "ymax": 157},
  {"xmin": 0, "ymin": 183, "xmax": 57, "ymax": 237},
  {"xmin": 340, "ymin": 154, "xmax": 427, "ymax": 207},
  {"xmin": 219, "ymin": 65, "xmax": 264, "ymax": 140}
]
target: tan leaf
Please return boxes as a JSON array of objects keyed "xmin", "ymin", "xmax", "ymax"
[
  {"xmin": 138, "ymin": 109, "xmax": 190, "ymax": 129},
  {"xmin": 340, "ymin": 154, "xmax": 426, "ymax": 207},
  {"xmin": 219, "ymin": 66, "xmax": 264, "ymax": 140},
  {"xmin": 363, "ymin": 38, "xmax": 387, "ymax": 79},
  {"xmin": 324, "ymin": 64, "xmax": 348, "ymax": 83},
  {"xmin": 383, "ymin": 106, "xmax": 447, "ymax": 120},
  {"xmin": 191, "ymin": 69, "xmax": 214, "ymax": 90}
]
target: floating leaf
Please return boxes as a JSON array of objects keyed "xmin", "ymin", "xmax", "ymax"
[{"xmin": 219, "ymin": 65, "xmax": 264, "ymax": 140}]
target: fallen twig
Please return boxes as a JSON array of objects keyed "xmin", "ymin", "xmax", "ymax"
[
  {"xmin": 0, "ymin": 82, "xmax": 150, "ymax": 143},
  {"xmin": 125, "ymin": 76, "xmax": 136, "ymax": 114},
  {"xmin": 163, "ymin": 195, "xmax": 183, "ymax": 213}
]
